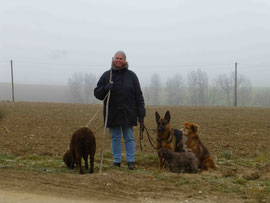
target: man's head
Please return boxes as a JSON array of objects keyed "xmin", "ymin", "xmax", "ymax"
[{"xmin": 113, "ymin": 50, "xmax": 126, "ymax": 68}]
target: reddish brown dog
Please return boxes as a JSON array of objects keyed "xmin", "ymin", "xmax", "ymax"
[
  {"xmin": 155, "ymin": 111, "xmax": 184, "ymax": 169},
  {"xmin": 63, "ymin": 127, "xmax": 96, "ymax": 174},
  {"xmin": 181, "ymin": 122, "xmax": 217, "ymax": 170}
]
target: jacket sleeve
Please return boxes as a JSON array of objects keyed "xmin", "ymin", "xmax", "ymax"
[
  {"xmin": 133, "ymin": 73, "xmax": 146, "ymax": 118},
  {"xmin": 94, "ymin": 72, "xmax": 108, "ymax": 101}
]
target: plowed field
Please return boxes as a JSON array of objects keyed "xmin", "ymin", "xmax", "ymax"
[{"xmin": 0, "ymin": 101, "xmax": 269, "ymax": 202}]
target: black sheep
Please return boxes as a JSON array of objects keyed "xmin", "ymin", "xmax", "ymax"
[{"xmin": 63, "ymin": 127, "xmax": 96, "ymax": 174}]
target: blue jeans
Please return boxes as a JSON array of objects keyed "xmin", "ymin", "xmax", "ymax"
[{"xmin": 109, "ymin": 126, "xmax": 135, "ymax": 163}]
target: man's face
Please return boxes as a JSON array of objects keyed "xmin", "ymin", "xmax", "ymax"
[{"xmin": 113, "ymin": 53, "xmax": 125, "ymax": 68}]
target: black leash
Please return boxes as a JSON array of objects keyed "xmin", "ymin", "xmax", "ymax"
[
  {"xmin": 142, "ymin": 124, "xmax": 158, "ymax": 150},
  {"xmin": 139, "ymin": 122, "xmax": 143, "ymax": 151},
  {"xmin": 139, "ymin": 125, "xmax": 183, "ymax": 151}
]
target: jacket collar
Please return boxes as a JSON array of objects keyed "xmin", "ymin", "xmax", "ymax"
[{"xmin": 111, "ymin": 62, "xmax": 129, "ymax": 72}]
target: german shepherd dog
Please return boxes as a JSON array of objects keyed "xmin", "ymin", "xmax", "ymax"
[{"xmin": 155, "ymin": 111, "xmax": 184, "ymax": 169}]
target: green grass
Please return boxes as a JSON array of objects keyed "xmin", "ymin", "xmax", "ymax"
[
  {"xmin": 0, "ymin": 153, "xmax": 17, "ymax": 168},
  {"xmin": 0, "ymin": 153, "xmax": 67, "ymax": 173},
  {"xmin": 217, "ymin": 150, "xmax": 234, "ymax": 160},
  {"xmin": 175, "ymin": 179, "xmax": 190, "ymax": 186},
  {"xmin": 135, "ymin": 152, "xmax": 159, "ymax": 166},
  {"xmin": 0, "ymin": 153, "xmax": 16, "ymax": 160},
  {"xmin": 217, "ymin": 152, "xmax": 270, "ymax": 170},
  {"xmin": 255, "ymin": 154, "xmax": 270, "ymax": 163},
  {"xmin": 0, "ymin": 151, "xmax": 269, "ymax": 202}
]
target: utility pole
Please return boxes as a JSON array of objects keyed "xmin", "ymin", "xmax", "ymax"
[
  {"xmin": 11, "ymin": 60, "xmax": 15, "ymax": 102},
  {"xmin": 234, "ymin": 62, "xmax": 237, "ymax": 107}
]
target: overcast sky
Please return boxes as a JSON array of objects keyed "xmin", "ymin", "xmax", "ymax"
[{"xmin": 0, "ymin": 0, "xmax": 270, "ymax": 86}]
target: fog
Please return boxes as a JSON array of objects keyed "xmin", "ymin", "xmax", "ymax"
[{"xmin": 1, "ymin": 0, "xmax": 270, "ymax": 87}]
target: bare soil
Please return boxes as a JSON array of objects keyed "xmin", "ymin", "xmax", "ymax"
[{"xmin": 0, "ymin": 101, "xmax": 269, "ymax": 202}]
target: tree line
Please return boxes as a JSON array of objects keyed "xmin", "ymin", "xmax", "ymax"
[{"xmin": 68, "ymin": 69, "xmax": 270, "ymax": 107}]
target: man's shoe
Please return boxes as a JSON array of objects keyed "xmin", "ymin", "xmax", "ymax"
[
  {"xmin": 127, "ymin": 162, "xmax": 135, "ymax": 170},
  {"xmin": 113, "ymin": 162, "xmax": 121, "ymax": 167}
]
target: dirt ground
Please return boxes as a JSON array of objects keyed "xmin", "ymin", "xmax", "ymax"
[{"xmin": 0, "ymin": 101, "xmax": 269, "ymax": 202}]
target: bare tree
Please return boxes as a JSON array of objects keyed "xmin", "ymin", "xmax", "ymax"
[
  {"xmin": 197, "ymin": 69, "xmax": 209, "ymax": 105},
  {"xmin": 237, "ymin": 74, "xmax": 252, "ymax": 106},
  {"xmin": 166, "ymin": 74, "xmax": 185, "ymax": 105},
  {"xmin": 208, "ymin": 80, "xmax": 223, "ymax": 105},
  {"xmin": 142, "ymin": 86, "xmax": 152, "ymax": 105},
  {"xmin": 187, "ymin": 70, "xmax": 198, "ymax": 105},
  {"xmin": 186, "ymin": 69, "xmax": 209, "ymax": 106},
  {"xmin": 215, "ymin": 72, "xmax": 252, "ymax": 106},
  {"xmin": 149, "ymin": 73, "xmax": 161, "ymax": 105},
  {"xmin": 83, "ymin": 73, "xmax": 97, "ymax": 103},
  {"xmin": 68, "ymin": 73, "xmax": 84, "ymax": 103},
  {"xmin": 252, "ymin": 88, "xmax": 270, "ymax": 107},
  {"xmin": 216, "ymin": 73, "xmax": 234, "ymax": 106},
  {"xmin": 68, "ymin": 72, "xmax": 97, "ymax": 103}
]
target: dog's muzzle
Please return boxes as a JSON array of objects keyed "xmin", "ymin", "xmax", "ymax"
[{"xmin": 158, "ymin": 127, "xmax": 166, "ymax": 132}]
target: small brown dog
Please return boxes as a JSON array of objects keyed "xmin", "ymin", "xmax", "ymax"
[
  {"xmin": 155, "ymin": 111, "xmax": 184, "ymax": 169},
  {"xmin": 158, "ymin": 148, "xmax": 198, "ymax": 173},
  {"xmin": 63, "ymin": 127, "xmax": 96, "ymax": 174},
  {"xmin": 181, "ymin": 122, "xmax": 217, "ymax": 170}
]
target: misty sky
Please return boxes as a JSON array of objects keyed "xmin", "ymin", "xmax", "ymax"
[{"xmin": 0, "ymin": 0, "xmax": 270, "ymax": 86}]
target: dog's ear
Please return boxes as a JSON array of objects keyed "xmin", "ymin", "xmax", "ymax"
[
  {"xmin": 155, "ymin": 112, "xmax": 160, "ymax": 124},
  {"xmin": 191, "ymin": 123, "xmax": 198, "ymax": 133},
  {"xmin": 164, "ymin": 111, "xmax": 170, "ymax": 123}
]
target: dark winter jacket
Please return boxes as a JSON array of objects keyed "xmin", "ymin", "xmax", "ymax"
[{"xmin": 94, "ymin": 65, "xmax": 145, "ymax": 128}]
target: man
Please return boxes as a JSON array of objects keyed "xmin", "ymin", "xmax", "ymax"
[{"xmin": 94, "ymin": 51, "xmax": 145, "ymax": 170}]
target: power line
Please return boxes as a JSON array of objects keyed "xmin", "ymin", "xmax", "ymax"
[
  {"xmin": 12, "ymin": 61, "xmax": 270, "ymax": 68},
  {"xmin": 1, "ymin": 60, "xmax": 270, "ymax": 70},
  {"xmin": 1, "ymin": 61, "xmax": 235, "ymax": 69},
  {"xmin": 11, "ymin": 61, "xmax": 106, "ymax": 67},
  {"xmin": 238, "ymin": 63, "xmax": 270, "ymax": 68}
]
